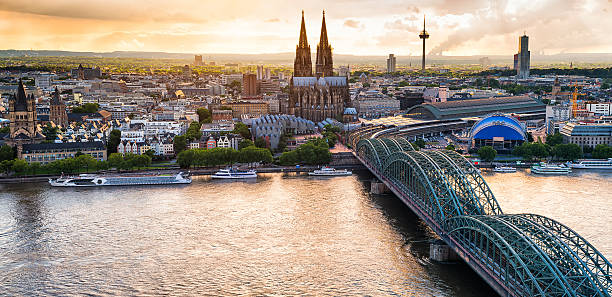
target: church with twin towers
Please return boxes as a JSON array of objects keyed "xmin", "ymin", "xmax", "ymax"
[{"xmin": 289, "ymin": 11, "xmax": 350, "ymax": 123}]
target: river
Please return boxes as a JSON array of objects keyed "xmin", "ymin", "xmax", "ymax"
[{"xmin": 0, "ymin": 170, "xmax": 609, "ymax": 296}]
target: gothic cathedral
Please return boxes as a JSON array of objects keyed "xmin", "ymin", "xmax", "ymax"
[{"xmin": 289, "ymin": 11, "xmax": 350, "ymax": 122}]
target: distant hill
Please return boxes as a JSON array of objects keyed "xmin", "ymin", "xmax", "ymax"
[{"xmin": 1, "ymin": 49, "xmax": 612, "ymax": 66}]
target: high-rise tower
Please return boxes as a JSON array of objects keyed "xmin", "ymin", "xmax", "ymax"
[
  {"xmin": 419, "ymin": 16, "xmax": 429, "ymax": 72},
  {"xmin": 517, "ymin": 34, "xmax": 530, "ymax": 79},
  {"xmin": 294, "ymin": 11, "xmax": 313, "ymax": 77},
  {"xmin": 315, "ymin": 11, "xmax": 333, "ymax": 77}
]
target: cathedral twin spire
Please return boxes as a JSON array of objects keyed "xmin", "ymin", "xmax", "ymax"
[{"xmin": 294, "ymin": 10, "xmax": 333, "ymax": 78}]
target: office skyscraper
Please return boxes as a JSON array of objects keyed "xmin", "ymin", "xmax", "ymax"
[
  {"xmin": 257, "ymin": 65, "xmax": 264, "ymax": 80},
  {"xmin": 386, "ymin": 54, "xmax": 397, "ymax": 73},
  {"xmin": 517, "ymin": 34, "xmax": 530, "ymax": 79}
]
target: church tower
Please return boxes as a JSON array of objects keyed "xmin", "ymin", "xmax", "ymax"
[
  {"xmin": 8, "ymin": 80, "xmax": 38, "ymax": 142},
  {"xmin": 49, "ymin": 87, "xmax": 68, "ymax": 127},
  {"xmin": 293, "ymin": 11, "xmax": 312, "ymax": 77},
  {"xmin": 315, "ymin": 11, "xmax": 333, "ymax": 77}
]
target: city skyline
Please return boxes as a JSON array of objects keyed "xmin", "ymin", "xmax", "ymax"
[{"xmin": 1, "ymin": 0, "xmax": 612, "ymax": 56}]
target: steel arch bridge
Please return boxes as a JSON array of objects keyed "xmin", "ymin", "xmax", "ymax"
[{"xmin": 352, "ymin": 135, "xmax": 611, "ymax": 297}]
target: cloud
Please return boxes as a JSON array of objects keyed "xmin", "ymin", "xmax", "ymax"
[
  {"xmin": 0, "ymin": 0, "xmax": 611, "ymax": 55},
  {"xmin": 343, "ymin": 19, "xmax": 361, "ymax": 28}
]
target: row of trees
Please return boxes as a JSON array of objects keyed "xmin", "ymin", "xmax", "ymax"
[
  {"xmin": 279, "ymin": 138, "xmax": 331, "ymax": 166},
  {"xmin": 476, "ymin": 142, "xmax": 585, "ymax": 162},
  {"xmin": 176, "ymin": 146, "xmax": 273, "ymax": 168},
  {"xmin": 0, "ymin": 153, "xmax": 153, "ymax": 177}
]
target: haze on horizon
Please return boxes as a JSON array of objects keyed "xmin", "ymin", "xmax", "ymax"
[{"xmin": 0, "ymin": 0, "xmax": 611, "ymax": 57}]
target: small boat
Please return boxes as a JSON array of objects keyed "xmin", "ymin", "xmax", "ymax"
[
  {"xmin": 493, "ymin": 166, "xmax": 517, "ymax": 173},
  {"xmin": 308, "ymin": 166, "xmax": 352, "ymax": 176},
  {"xmin": 530, "ymin": 163, "xmax": 571, "ymax": 175},
  {"xmin": 566, "ymin": 158, "xmax": 612, "ymax": 170},
  {"xmin": 49, "ymin": 172, "xmax": 191, "ymax": 187},
  {"xmin": 211, "ymin": 167, "xmax": 257, "ymax": 179}
]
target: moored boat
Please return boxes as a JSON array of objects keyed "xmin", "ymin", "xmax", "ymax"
[
  {"xmin": 49, "ymin": 172, "xmax": 191, "ymax": 187},
  {"xmin": 308, "ymin": 166, "xmax": 352, "ymax": 176},
  {"xmin": 211, "ymin": 167, "xmax": 257, "ymax": 179},
  {"xmin": 493, "ymin": 166, "xmax": 517, "ymax": 173},
  {"xmin": 530, "ymin": 163, "xmax": 571, "ymax": 175},
  {"xmin": 566, "ymin": 158, "xmax": 612, "ymax": 170}
]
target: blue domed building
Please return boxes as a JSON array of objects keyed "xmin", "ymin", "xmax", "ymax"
[{"xmin": 469, "ymin": 113, "xmax": 526, "ymax": 152}]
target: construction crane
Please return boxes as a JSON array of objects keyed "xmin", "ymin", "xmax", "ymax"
[{"xmin": 571, "ymin": 83, "xmax": 585, "ymax": 118}]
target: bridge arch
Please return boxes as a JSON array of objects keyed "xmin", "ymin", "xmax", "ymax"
[
  {"xmin": 437, "ymin": 150, "xmax": 502, "ymax": 215},
  {"xmin": 446, "ymin": 215, "xmax": 545, "ymax": 297}
]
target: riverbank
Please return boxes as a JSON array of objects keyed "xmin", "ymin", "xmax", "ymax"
[{"xmin": 0, "ymin": 163, "xmax": 367, "ymax": 184}]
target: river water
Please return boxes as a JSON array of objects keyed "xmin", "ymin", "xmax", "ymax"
[{"xmin": 0, "ymin": 170, "xmax": 610, "ymax": 296}]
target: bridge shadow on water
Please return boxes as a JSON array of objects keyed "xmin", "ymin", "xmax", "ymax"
[{"xmin": 356, "ymin": 170, "xmax": 498, "ymax": 297}]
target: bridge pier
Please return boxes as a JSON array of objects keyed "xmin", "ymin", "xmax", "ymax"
[
  {"xmin": 429, "ymin": 240, "xmax": 458, "ymax": 262},
  {"xmin": 370, "ymin": 180, "xmax": 389, "ymax": 194}
]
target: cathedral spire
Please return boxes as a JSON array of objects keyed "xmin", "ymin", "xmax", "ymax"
[
  {"xmin": 315, "ymin": 10, "xmax": 333, "ymax": 77},
  {"xmin": 299, "ymin": 10, "xmax": 308, "ymax": 48},
  {"xmin": 319, "ymin": 10, "xmax": 329, "ymax": 48},
  {"xmin": 294, "ymin": 10, "xmax": 313, "ymax": 77}
]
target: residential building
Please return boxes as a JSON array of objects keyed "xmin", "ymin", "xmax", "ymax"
[
  {"xmin": 242, "ymin": 73, "xmax": 258, "ymax": 96},
  {"xmin": 20, "ymin": 141, "xmax": 107, "ymax": 164},
  {"xmin": 228, "ymin": 101, "xmax": 269, "ymax": 118},
  {"xmin": 212, "ymin": 109, "xmax": 233, "ymax": 122},
  {"xmin": 586, "ymin": 102, "xmax": 611, "ymax": 116}
]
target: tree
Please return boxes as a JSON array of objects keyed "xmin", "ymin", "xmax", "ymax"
[
  {"xmin": 11, "ymin": 159, "xmax": 28, "ymax": 175},
  {"xmin": 0, "ymin": 126, "xmax": 9, "ymax": 134},
  {"xmin": 108, "ymin": 153, "xmax": 123, "ymax": 169},
  {"xmin": 0, "ymin": 160, "xmax": 14, "ymax": 175},
  {"xmin": 144, "ymin": 149, "xmax": 155, "ymax": 158},
  {"xmin": 238, "ymin": 139, "xmax": 254, "ymax": 150},
  {"xmin": 75, "ymin": 154, "xmax": 97, "ymax": 172},
  {"xmin": 445, "ymin": 144, "xmax": 455, "ymax": 151},
  {"xmin": 233, "ymin": 122, "xmax": 252, "ymax": 139},
  {"xmin": 526, "ymin": 132, "xmax": 534, "ymax": 143},
  {"xmin": 531, "ymin": 143, "xmax": 550, "ymax": 159},
  {"xmin": 177, "ymin": 149, "xmax": 195, "ymax": 168},
  {"xmin": 546, "ymin": 133, "xmax": 563, "ymax": 146},
  {"xmin": 254, "ymin": 137, "xmax": 267, "ymax": 149},
  {"xmin": 477, "ymin": 146, "xmax": 497, "ymax": 162},
  {"xmin": 185, "ymin": 121, "xmax": 202, "ymax": 141},
  {"xmin": 0, "ymin": 145, "xmax": 14, "ymax": 161},
  {"xmin": 324, "ymin": 124, "xmax": 341, "ymax": 133},
  {"xmin": 173, "ymin": 135, "xmax": 187, "ymax": 155},
  {"xmin": 29, "ymin": 162, "xmax": 41, "ymax": 175},
  {"xmin": 107, "ymin": 130, "xmax": 121, "ymax": 154},
  {"xmin": 601, "ymin": 82, "xmax": 610, "ymax": 90},
  {"xmin": 197, "ymin": 108, "xmax": 212, "ymax": 123},
  {"xmin": 593, "ymin": 144, "xmax": 612, "ymax": 159},
  {"xmin": 413, "ymin": 139, "xmax": 426, "ymax": 149},
  {"xmin": 322, "ymin": 131, "xmax": 337, "ymax": 148},
  {"xmin": 42, "ymin": 124, "xmax": 59, "ymax": 141},
  {"xmin": 71, "ymin": 103, "xmax": 99, "ymax": 113},
  {"xmin": 552, "ymin": 144, "xmax": 582, "ymax": 161}
]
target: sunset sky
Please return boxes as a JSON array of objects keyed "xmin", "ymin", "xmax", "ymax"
[{"xmin": 0, "ymin": 0, "xmax": 611, "ymax": 56}]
